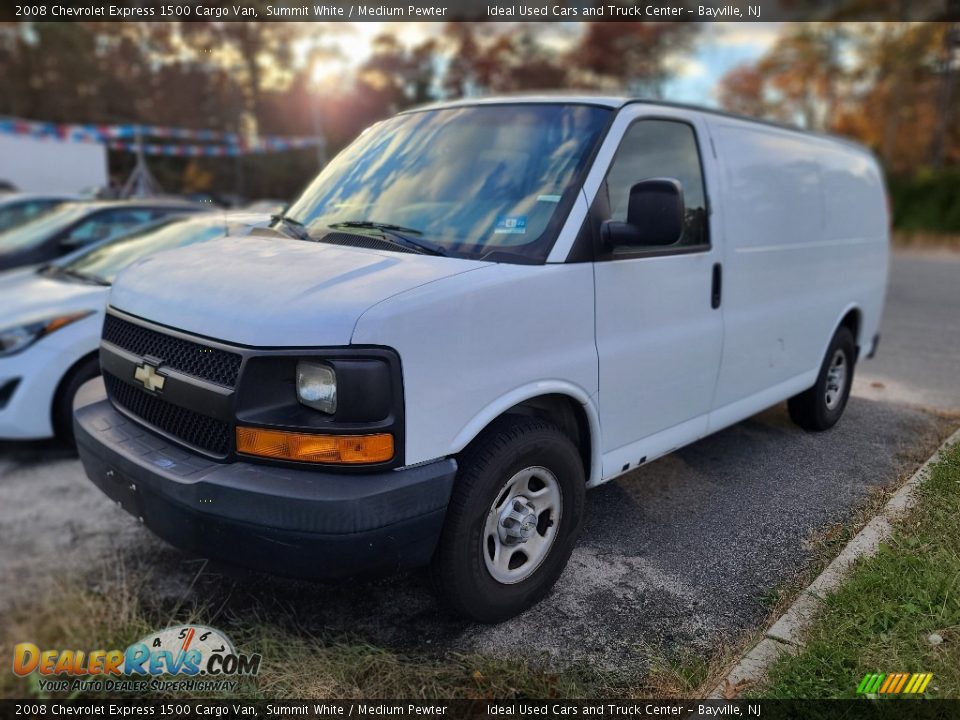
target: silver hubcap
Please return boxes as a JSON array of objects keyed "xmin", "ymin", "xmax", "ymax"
[
  {"xmin": 824, "ymin": 349, "xmax": 848, "ymax": 410},
  {"xmin": 482, "ymin": 466, "xmax": 562, "ymax": 585}
]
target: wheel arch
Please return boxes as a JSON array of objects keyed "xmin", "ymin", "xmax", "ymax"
[
  {"xmin": 450, "ymin": 383, "xmax": 602, "ymax": 486},
  {"xmin": 831, "ymin": 303, "xmax": 863, "ymax": 360},
  {"xmin": 50, "ymin": 350, "xmax": 100, "ymax": 427}
]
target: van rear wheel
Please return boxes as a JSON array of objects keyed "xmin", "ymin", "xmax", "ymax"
[
  {"xmin": 431, "ymin": 416, "xmax": 585, "ymax": 623},
  {"xmin": 788, "ymin": 326, "xmax": 856, "ymax": 431}
]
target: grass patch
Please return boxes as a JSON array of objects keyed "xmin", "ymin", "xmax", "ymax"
[
  {"xmin": 892, "ymin": 231, "xmax": 960, "ymax": 251},
  {"xmin": 0, "ymin": 557, "xmax": 598, "ymax": 700},
  {"xmin": 756, "ymin": 440, "xmax": 960, "ymax": 699}
]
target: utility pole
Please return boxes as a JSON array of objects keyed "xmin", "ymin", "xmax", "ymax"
[{"xmin": 121, "ymin": 128, "xmax": 161, "ymax": 198}]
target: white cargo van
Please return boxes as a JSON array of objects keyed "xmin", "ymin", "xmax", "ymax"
[{"xmin": 75, "ymin": 97, "xmax": 888, "ymax": 622}]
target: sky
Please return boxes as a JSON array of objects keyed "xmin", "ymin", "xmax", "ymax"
[
  {"xmin": 663, "ymin": 23, "xmax": 782, "ymax": 104},
  {"xmin": 298, "ymin": 21, "xmax": 784, "ymax": 106}
]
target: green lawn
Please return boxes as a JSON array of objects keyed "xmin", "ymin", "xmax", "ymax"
[{"xmin": 757, "ymin": 440, "xmax": 960, "ymax": 699}]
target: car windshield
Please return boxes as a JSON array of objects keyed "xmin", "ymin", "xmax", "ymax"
[
  {"xmin": 0, "ymin": 198, "xmax": 65, "ymax": 233},
  {"xmin": 58, "ymin": 217, "xmax": 226, "ymax": 284},
  {"xmin": 284, "ymin": 103, "xmax": 611, "ymax": 262},
  {"xmin": 0, "ymin": 203, "xmax": 89, "ymax": 253}
]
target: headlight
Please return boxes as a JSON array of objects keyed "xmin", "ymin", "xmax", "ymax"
[
  {"xmin": 0, "ymin": 312, "xmax": 93, "ymax": 357},
  {"xmin": 296, "ymin": 360, "xmax": 337, "ymax": 414}
]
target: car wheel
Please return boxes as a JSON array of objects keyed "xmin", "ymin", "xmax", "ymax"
[
  {"xmin": 788, "ymin": 325, "xmax": 856, "ymax": 431},
  {"xmin": 52, "ymin": 355, "xmax": 100, "ymax": 446},
  {"xmin": 431, "ymin": 416, "xmax": 585, "ymax": 623}
]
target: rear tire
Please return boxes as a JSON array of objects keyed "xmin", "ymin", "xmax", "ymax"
[
  {"xmin": 788, "ymin": 326, "xmax": 856, "ymax": 431},
  {"xmin": 431, "ymin": 416, "xmax": 585, "ymax": 623},
  {"xmin": 52, "ymin": 355, "xmax": 100, "ymax": 446}
]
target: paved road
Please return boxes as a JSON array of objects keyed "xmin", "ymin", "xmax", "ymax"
[
  {"xmin": 854, "ymin": 252, "xmax": 960, "ymax": 413},
  {"xmin": 0, "ymin": 251, "xmax": 957, "ymax": 680}
]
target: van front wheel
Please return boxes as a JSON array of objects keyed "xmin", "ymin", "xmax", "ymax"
[
  {"xmin": 432, "ymin": 416, "xmax": 585, "ymax": 623},
  {"xmin": 788, "ymin": 325, "xmax": 856, "ymax": 431}
]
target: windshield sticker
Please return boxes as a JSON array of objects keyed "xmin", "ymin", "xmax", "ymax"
[
  {"xmin": 537, "ymin": 194, "xmax": 562, "ymax": 203},
  {"xmin": 495, "ymin": 215, "xmax": 527, "ymax": 234}
]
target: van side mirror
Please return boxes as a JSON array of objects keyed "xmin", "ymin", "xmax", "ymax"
[{"xmin": 601, "ymin": 178, "xmax": 685, "ymax": 249}]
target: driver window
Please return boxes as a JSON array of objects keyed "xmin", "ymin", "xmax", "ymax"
[{"xmin": 605, "ymin": 120, "xmax": 709, "ymax": 248}]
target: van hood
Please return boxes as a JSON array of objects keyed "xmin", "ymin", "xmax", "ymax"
[
  {"xmin": 0, "ymin": 268, "xmax": 107, "ymax": 327},
  {"xmin": 109, "ymin": 236, "xmax": 490, "ymax": 347}
]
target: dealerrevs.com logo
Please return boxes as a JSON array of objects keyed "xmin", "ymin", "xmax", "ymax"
[{"xmin": 12, "ymin": 625, "xmax": 261, "ymax": 693}]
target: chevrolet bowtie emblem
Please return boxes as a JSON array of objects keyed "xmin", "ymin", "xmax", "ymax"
[{"xmin": 134, "ymin": 362, "xmax": 165, "ymax": 392}]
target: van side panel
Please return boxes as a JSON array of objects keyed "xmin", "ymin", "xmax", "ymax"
[
  {"xmin": 351, "ymin": 262, "xmax": 600, "ymax": 478},
  {"xmin": 708, "ymin": 118, "xmax": 888, "ymax": 424},
  {"xmin": 818, "ymin": 143, "xmax": 889, "ymax": 357}
]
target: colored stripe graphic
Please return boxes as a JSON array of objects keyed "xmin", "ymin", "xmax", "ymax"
[
  {"xmin": 879, "ymin": 674, "xmax": 896, "ymax": 693},
  {"xmin": 857, "ymin": 672, "xmax": 933, "ymax": 694}
]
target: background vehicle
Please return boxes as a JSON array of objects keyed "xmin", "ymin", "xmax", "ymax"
[
  {"xmin": 245, "ymin": 199, "xmax": 288, "ymax": 215},
  {"xmin": 0, "ymin": 134, "xmax": 108, "ymax": 193},
  {"xmin": 0, "ymin": 212, "xmax": 269, "ymax": 443},
  {"xmin": 0, "ymin": 199, "xmax": 206, "ymax": 272},
  {"xmin": 75, "ymin": 98, "xmax": 889, "ymax": 622},
  {"xmin": 0, "ymin": 193, "xmax": 81, "ymax": 233}
]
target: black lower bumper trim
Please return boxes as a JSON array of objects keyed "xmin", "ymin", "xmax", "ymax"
[{"xmin": 74, "ymin": 379, "xmax": 456, "ymax": 580}]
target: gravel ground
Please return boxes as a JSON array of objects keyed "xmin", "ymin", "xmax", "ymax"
[{"xmin": 0, "ymin": 397, "xmax": 951, "ymax": 675}]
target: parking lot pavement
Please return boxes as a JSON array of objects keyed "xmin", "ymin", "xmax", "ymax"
[
  {"xmin": 0, "ymin": 396, "xmax": 952, "ymax": 674},
  {"xmin": 853, "ymin": 252, "xmax": 960, "ymax": 413},
  {"xmin": 0, "ymin": 251, "xmax": 957, "ymax": 675}
]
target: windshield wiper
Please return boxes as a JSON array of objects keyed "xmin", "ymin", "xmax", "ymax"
[
  {"xmin": 271, "ymin": 214, "xmax": 313, "ymax": 242},
  {"xmin": 54, "ymin": 267, "xmax": 109, "ymax": 286},
  {"xmin": 329, "ymin": 220, "xmax": 447, "ymax": 256}
]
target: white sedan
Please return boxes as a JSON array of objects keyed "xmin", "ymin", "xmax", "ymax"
[{"xmin": 0, "ymin": 212, "xmax": 268, "ymax": 443}]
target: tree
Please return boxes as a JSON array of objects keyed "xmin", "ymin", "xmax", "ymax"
[
  {"xmin": 472, "ymin": 27, "xmax": 569, "ymax": 92},
  {"xmin": 441, "ymin": 22, "xmax": 482, "ymax": 98},
  {"xmin": 716, "ymin": 64, "xmax": 770, "ymax": 119},
  {"xmin": 356, "ymin": 34, "xmax": 439, "ymax": 112},
  {"xmin": 717, "ymin": 22, "xmax": 958, "ymax": 174},
  {"xmin": 570, "ymin": 22, "xmax": 699, "ymax": 96}
]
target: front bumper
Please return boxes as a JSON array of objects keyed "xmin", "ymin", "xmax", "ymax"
[{"xmin": 74, "ymin": 380, "xmax": 457, "ymax": 579}]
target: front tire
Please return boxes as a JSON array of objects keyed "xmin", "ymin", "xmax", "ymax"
[
  {"xmin": 788, "ymin": 326, "xmax": 856, "ymax": 431},
  {"xmin": 432, "ymin": 416, "xmax": 585, "ymax": 623}
]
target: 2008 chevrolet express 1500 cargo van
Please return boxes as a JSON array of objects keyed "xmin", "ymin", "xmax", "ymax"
[{"xmin": 75, "ymin": 96, "xmax": 889, "ymax": 622}]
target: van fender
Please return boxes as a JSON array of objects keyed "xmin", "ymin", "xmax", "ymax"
[
  {"xmin": 449, "ymin": 380, "xmax": 603, "ymax": 487},
  {"xmin": 821, "ymin": 302, "xmax": 862, "ymax": 364}
]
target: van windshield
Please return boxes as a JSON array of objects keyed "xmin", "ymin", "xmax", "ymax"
[{"xmin": 284, "ymin": 103, "xmax": 610, "ymax": 262}]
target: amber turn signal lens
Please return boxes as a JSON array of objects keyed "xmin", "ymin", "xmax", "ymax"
[{"xmin": 236, "ymin": 427, "xmax": 394, "ymax": 464}]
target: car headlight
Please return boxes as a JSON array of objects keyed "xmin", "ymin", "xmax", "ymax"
[
  {"xmin": 0, "ymin": 312, "xmax": 94, "ymax": 357},
  {"xmin": 296, "ymin": 360, "xmax": 337, "ymax": 414}
]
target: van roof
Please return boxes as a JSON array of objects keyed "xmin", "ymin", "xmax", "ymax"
[{"xmin": 405, "ymin": 93, "xmax": 872, "ymax": 155}]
